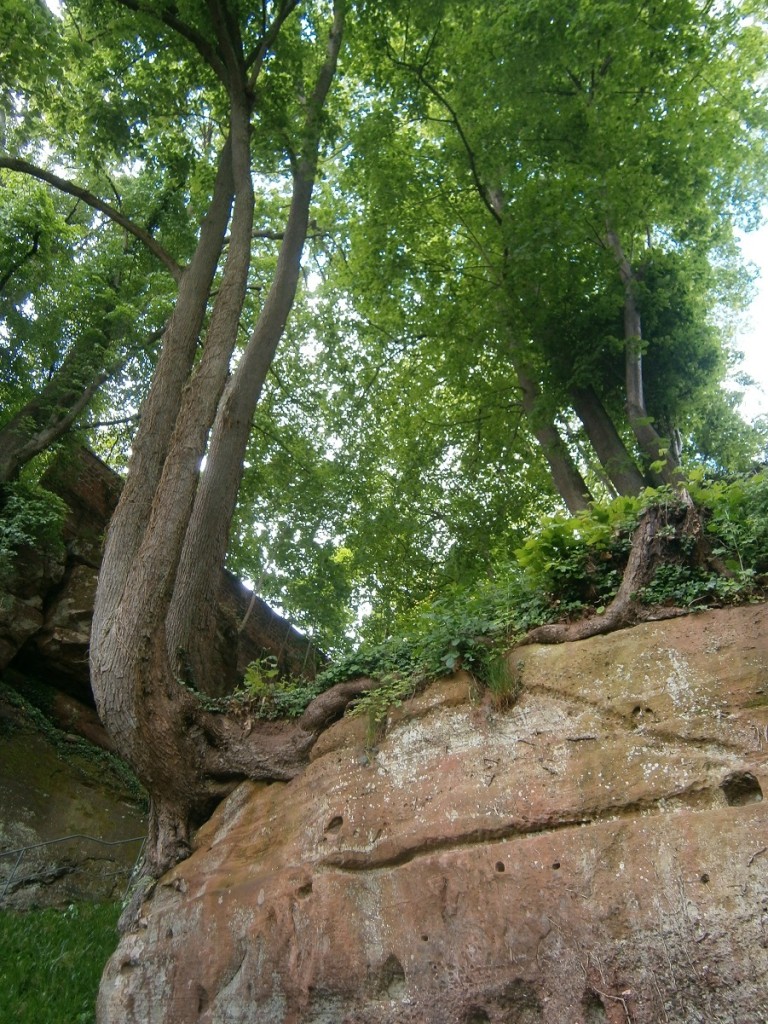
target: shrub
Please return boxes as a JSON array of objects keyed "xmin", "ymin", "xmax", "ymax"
[{"xmin": 0, "ymin": 481, "xmax": 66, "ymax": 581}]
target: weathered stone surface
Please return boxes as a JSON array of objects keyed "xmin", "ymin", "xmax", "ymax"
[
  {"xmin": 0, "ymin": 694, "xmax": 146, "ymax": 910},
  {"xmin": 0, "ymin": 544, "xmax": 66, "ymax": 672},
  {"xmin": 98, "ymin": 604, "xmax": 768, "ymax": 1024},
  {"xmin": 30, "ymin": 562, "xmax": 99, "ymax": 692}
]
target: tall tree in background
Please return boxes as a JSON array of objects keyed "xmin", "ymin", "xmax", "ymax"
[
  {"xmin": 347, "ymin": 0, "xmax": 767, "ymax": 507},
  {"xmin": 220, "ymin": 0, "xmax": 767, "ymax": 641}
]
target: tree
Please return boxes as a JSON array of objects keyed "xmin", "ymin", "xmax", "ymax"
[
  {"xmin": 226, "ymin": 0, "xmax": 765, "ymax": 642},
  {"xmin": 3, "ymin": 0, "xmax": 375, "ymax": 883},
  {"xmin": 349, "ymin": 0, "xmax": 767, "ymax": 504},
  {"xmin": 225, "ymin": 0, "xmax": 768, "ymax": 637},
  {"xmin": 0, "ymin": 2, "xmax": 188, "ymax": 481}
]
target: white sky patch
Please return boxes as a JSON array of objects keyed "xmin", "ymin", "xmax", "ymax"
[{"xmin": 735, "ymin": 222, "xmax": 768, "ymax": 420}]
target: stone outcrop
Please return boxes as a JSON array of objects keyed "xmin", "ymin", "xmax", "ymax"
[
  {"xmin": 1, "ymin": 449, "xmax": 323, "ymax": 707},
  {"xmin": 0, "ymin": 678, "xmax": 146, "ymax": 910},
  {"xmin": 98, "ymin": 603, "xmax": 768, "ymax": 1024},
  {"xmin": 0, "ymin": 543, "xmax": 66, "ymax": 676}
]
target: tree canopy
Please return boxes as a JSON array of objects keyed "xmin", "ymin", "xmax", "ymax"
[{"xmin": 222, "ymin": 0, "xmax": 768, "ymax": 641}]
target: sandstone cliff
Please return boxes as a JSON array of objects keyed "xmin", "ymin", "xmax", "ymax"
[{"xmin": 98, "ymin": 603, "xmax": 768, "ymax": 1024}]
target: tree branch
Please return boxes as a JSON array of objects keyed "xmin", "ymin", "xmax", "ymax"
[
  {"xmin": 0, "ymin": 228, "xmax": 41, "ymax": 292},
  {"xmin": 388, "ymin": 51, "xmax": 503, "ymax": 226},
  {"xmin": 205, "ymin": 0, "xmax": 246, "ymax": 88},
  {"xmin": 0, "ymin": 157, "xmax": 183, "ymax": 282},
  {"xmin": 246, "ymin": 0, "xmax": 300, "ymax": 86},
  {"xmin": 112, "ymin": 0, "xmax": 229, "ymax": 84}
]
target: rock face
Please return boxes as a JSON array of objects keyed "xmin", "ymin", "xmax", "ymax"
[
  {"xmin": 98, "ymin": 604, "xmax": 768, "ymax": 1024},
  {"xmin": 0, "ymin": 682, "xmax": 146, "ymax": 910},
  {"xmin": 2, "ymin": 448, "xmax": 323, "ymax": 707}
]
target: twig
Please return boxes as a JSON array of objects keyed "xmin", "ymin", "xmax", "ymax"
[{"xmin": 590, "ymin": 985, "xmax": 633, "ymax": 1023}]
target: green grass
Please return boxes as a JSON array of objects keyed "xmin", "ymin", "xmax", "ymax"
[{"xmin": 0, "ymin": 902, "xmax": 120, "ymax": 1024}]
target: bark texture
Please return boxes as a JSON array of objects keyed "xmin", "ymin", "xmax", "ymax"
[
  {"xmin": 570, "ymin": 385, "xmax": 647, "ymax": 496},
  {"xmin": 512, "ymin": 358, "xmax": 593, "ymax": 514},
  {"xmin": 604, "ymin": 226, "xmax": 682, "ymax": 489}
]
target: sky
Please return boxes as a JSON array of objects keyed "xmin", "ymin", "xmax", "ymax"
[{"xmin": 735, "ymin": 223, "xmax": 768, "ymax": 421}]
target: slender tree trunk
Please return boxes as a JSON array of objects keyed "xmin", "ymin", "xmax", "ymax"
[
  {"xmin": 499, "ymin": 220, "xmax": 591, "ymax": 513},
  {"xmin": 570, "ymin": 385, "xmax": 647, "ymax": 496},
  {"xmin": 604, "ymin": 226, "xmax": 682, "ymax": 489},
  {"xmin": 93, "ymin": 139, "xmax": 236, "ymax": 626},
  {"xmin": 166, "ymin": 4, "xmax": 345, "ymax": 682},
  {"xmin": 512, "ymin": 358, "xmax": 593, "ymax": 514}
]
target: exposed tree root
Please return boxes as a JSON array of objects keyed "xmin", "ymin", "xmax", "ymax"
[
  {"xmin": 116, "ymin": 673, "xmax": 378, "ymax": 914},
  {"xmin": 518, "ymin": 500, "xmax": 712, "ymax": 647}
]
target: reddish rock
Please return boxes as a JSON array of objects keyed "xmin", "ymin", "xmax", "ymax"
[
  {"xmin": 0, "ymin": 544, "xmax": 66, "ymax": 671},
  {"xmin": 98, "ymin": 604, "xmax": 768, "ymax": 1024}
]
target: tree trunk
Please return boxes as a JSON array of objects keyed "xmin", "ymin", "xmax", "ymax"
[
  {"xmin": 570, "ymin": 385, "xmax": 647, "ymax": 496},
  {"xmin": 512, "ymin": 359, "xmax": 593, "ymax": 514},
  {"xmin": 604, "ymin": 226, "xmax": 682, "ymax": 489},
  {"xmin": 89, "ymin": 0, "xmax": 355, "ymax": 886}
]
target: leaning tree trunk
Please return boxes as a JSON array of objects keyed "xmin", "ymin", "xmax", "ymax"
[
  {"xmin": 90, "ymin": 0, "xmax": 357, "ymax": 888},
  {"xmin": 570, "ymin": 385, "xmax": 647, "ymax": 496},
  {"xmin": 511, "ymin": 358, "xmax": 593, "ymax": 514}
]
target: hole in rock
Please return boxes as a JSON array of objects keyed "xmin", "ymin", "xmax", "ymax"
[
  {"xmin": 581, "ymin": 989, "xmax": 607, "ymax": 1022},
  {"xmin": 197, "ymin": 985, "xmax": 209, "ymax": 1013},
  {"xmin": 495, "ymin": 861, "xmax": 506, "ymax": 872},
  {"xmin": 720, "ymin": 771, "xmax": 763, "ymax": 806},
  {"xmin": 421, "ymin": 934, "xmax": 429, "ymax": 942},
  {"xmin": 552, "ymin": 861, "xmax": 561, "ymax": 870},
  {"xmin": 463, "ymin": 1007, "xmax": 491, "ymax": 1024},
  {"xmin": 631, "ymin": 705, "xmax": 654, "ymax": 723},
  {"xmin": 325, "ymin": 815, "xmax": 344, "ymax": 833},
  {"xmin": 375, "ymin": 953, "xmax": 406, "ymax": 1000},
  {"xmin": 700, "ymin": 873, "xmax": 710, "ymax": 884},
  {"xmin": 297, "ymin": 882, "xmax": 313, "ymax": 898}
]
